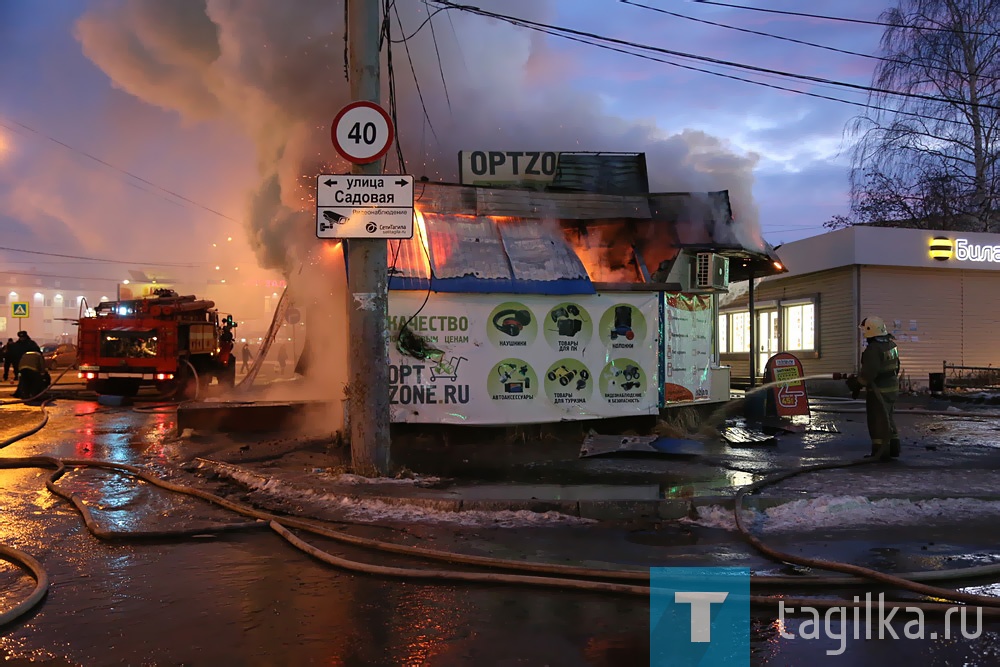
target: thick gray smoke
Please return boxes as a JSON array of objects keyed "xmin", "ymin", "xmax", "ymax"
[{"xmin": 75, "ymin": 0, "xmax": 765, "ymax": 278}]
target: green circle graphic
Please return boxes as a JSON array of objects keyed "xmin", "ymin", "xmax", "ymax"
[
  {"xmin": 544, "ymin": 358, "xmax": 593, "ymax": 404},
  {"xmin": 487, "ymin": 302, "xmax": 537, "ymax": 348},
  {"xmin": 542, "ymin": 302, "xmax": 593, "ymax": 352},
  {"xmin": 487, "ymin": 359, "xmax": 538, "ymax": 400},
  {"xmin": 598, "ymin": 303, "xmax": 648, "ymax": 347},
  {"xmin": 599, "ymin": 358, "xmax": 646, "ymax": 398}
]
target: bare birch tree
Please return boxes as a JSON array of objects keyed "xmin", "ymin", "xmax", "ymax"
[{"xmin": 833, "ymin": 0, "xmax": 1000, "ymax": 231}]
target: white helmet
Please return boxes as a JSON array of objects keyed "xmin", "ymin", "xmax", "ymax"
[{"xmin": 860, "ymin": 315, "xmax": 888, "ymax": 338}]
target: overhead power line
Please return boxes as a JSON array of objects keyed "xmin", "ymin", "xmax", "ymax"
[
  {"xmin": 622, "ymin": 0, "xmax": 1000, "ymax": 81},
  {"xmin": 0, "ymin": 269, "xmax": 120, "ymax": 284},
  {"xmin": 431, "ymin": 1, "xmax": 1000, "ymax": 112},
  {"xmin": 535, "ymin": 19, "xmax": 960, "ymax": 123},
  {"xmin": 0, "ymin": 116, "xmax": 241, "ymax": 224},
  {"xmin": 690, "ymin": 0, "xmax": 1000, "ymax": 39},
  {"xmin": 0, "ymin": 245, "xmax": 202, "ymax": 268},
  {"xmin": 423, "ymin": 0, "xmax": 453, "ymax": 113},
  {"xmin": 428, "ymin": 2, "xmax": 985, "ymax": 128}
]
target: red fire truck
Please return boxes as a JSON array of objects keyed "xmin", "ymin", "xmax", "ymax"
[{"xmin": 76, "ymin": 289, "xmax": 237, "ymax": 397}]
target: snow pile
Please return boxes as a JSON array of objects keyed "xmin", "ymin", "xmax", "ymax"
[
  {"xmin": 219, "ymin": 467, "xmax": 593, "ymax": 527},
  {"xmin": 323, "ymin": 473, "xmax": 442, "ymax": 486},
  {"xmin": 761, "ymin": 470, "xmax": 1000, "ymax": 496},
  {"xmin": 323, "ymin": 496, "xmax": 595, "ymax": 528},
  {"xmin": 685, "ymin": 495, "xmax": 1000, "ymax": 533}
]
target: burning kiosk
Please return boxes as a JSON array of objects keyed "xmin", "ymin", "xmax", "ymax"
[{"xmin": 382, "ymin": 153, "xmax": 783, "ymax": 426}]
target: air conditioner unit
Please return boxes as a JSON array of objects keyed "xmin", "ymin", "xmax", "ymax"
[{"xmin": 694, "ymin": 253, "xmax": 729, "ymax": 289}]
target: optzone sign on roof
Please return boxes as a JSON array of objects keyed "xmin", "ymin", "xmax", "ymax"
[
  {"xmin": 316, "ymin": 174, "xmax": 414, "ymax": 239},
  {"xmin": 331, "ymin": 101, "xmax": 394, "ymax": 165}
]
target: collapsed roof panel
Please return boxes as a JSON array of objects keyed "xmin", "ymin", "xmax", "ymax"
[
  {"xmin": 497, "ymin": 218, "xmax": 591, "ymax": 283},
  {"xmin": 388, "ymin": 213, "xmax": 594, "ymax": 294},
  {"xmin": 422, "ymin": 213, "xmax": 511, "ymax": 280}
]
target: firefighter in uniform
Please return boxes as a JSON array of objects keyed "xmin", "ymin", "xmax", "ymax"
[
  {"xmin": 14, "ymin": 349, "xmax": 51, "ymax": 402},
  {"xmin": 847, "ymin": 316, "xmax": 901, "ymax": 461}
]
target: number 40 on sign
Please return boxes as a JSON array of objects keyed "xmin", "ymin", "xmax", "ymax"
[{"xmin": 331, "ymin": 101, "xmax": 395, "ymax": 165}]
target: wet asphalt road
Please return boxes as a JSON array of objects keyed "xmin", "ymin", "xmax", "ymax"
[
  {"xmin": 0, "ymin": 399, "xmax": 652, "ymax": 666},
  {"xmin": 3, "ymin": 395, "xmax": 1000, "ymax": 665}
]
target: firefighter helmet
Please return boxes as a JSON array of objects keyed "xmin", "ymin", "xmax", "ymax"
[{"xmin": 860, "ymin": 315, "xmax": 888, "ymax": 338}]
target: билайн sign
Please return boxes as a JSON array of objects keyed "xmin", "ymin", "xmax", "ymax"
[{"xmin": 930, "ymin": 236, "xmax": 1000, "ymax": 263}]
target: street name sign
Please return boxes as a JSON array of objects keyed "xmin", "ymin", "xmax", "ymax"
[
  {"xmin": 316, "ymin": 174, "xmax": 414, "ymax": 239},
  {"xmin": 331, "ymin": 101, "xmax": 394, "ymax": 165},
  {"xmin": 11, "ymin": 302, "xmax": 28, "ymax": 318}
]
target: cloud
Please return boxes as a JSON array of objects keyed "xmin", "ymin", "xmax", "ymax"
[
  {"xmin": 71, "ymin": 0, "xmax": 769, "ymax": 277},
  {"xmin": 0, "ymin": 0, "xmax": 909, "ymax": 293}
]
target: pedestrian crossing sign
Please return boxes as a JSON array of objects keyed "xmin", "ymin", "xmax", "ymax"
[{"xmin": 11, "ymin": 302, "xmax": 28, "ymax": 318}]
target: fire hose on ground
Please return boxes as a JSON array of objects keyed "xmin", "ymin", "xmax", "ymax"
[{"xmin": 6, "ymin": 381, "xmax": 1000, "ymax": 627}]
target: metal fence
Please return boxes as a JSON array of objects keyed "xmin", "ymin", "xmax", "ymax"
[{"xmin": 942, "ymin": 361, "xmax": 1000, "ymax": 390}]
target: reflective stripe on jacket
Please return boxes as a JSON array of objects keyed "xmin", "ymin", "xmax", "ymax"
[
  {"xmin": 18, "ymin": 350, "xmax": 45, "ymax": 373},
  {"xmin": 860, "ymin": 336, "xmax": 900, "ymax": 393}
]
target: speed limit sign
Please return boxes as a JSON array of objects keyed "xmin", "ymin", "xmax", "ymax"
[{"xmin": 331, "ymin": 101, "xmax": 394, "ymax": 164}]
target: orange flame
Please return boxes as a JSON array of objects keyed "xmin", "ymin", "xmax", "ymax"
[{"xmin": 413, "ymin": 208, "xmax": 432, "ymax": 276}]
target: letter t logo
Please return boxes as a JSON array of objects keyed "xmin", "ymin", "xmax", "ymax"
[{"xmin": 675, "ymin": 591, "xmax": 729, "ymax": 642}]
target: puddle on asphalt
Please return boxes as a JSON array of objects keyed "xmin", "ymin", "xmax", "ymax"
[{"xmin": 662, "ymin": 470, "xmax": 759, "ymax": 499}]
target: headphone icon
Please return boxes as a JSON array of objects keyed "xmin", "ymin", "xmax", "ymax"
[{"xmin": 492, "ymin": 309, "xmax": 532, "ymax": 337}]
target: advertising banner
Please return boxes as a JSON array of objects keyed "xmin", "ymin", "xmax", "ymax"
[
  {"xmin": 663, "ymin": 293, "xmax": 714, "ymax": 402},
  {"xmin": 764, "ymin": 352, "xmax": 810, "ymax": 417},
  {"xmin": 387, "ymin": 292, "xmax": 660, "ymax": 425}
]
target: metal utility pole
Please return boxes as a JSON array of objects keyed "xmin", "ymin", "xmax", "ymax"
[
  {"xmin": 346, "ymin": 0, "xmax": 391, "ymax": 475},
  {"xmin": 748, "ymin": 268, "xmax": 756, "ymax": 389}
]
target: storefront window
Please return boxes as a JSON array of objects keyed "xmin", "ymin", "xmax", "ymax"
[
  {"xmin": 719, "ymin": 312, "xmax": 750, "ymax": 354},
  {"xmin": 784, "ymin": 303, "xmax": 815, "ymax": 351},
  {"xmin": 719, "ymin": 311, "xmax": 750, "ymax": 353},
  {"xmin": 731, "ymin": 312, "xmax": 750, "ymax": 353}
]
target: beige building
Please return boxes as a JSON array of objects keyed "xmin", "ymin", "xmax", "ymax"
[
  {"xmin": 0, "ymin": 272, "xmax": 112, "ymax": 344},
  {"xmin": 720, "ymin": 226, "xmax": 1000, "ymax": 389}
]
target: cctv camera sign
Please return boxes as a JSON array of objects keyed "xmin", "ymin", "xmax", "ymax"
[{"xmin": 315, "ymin": 174, "xmax": 414, "ymax": 239}]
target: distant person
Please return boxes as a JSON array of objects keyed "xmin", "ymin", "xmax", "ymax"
[
  {"xmin": 277, "ymin": 345, "xmax": 288, "ymax": 375},
  {"xmin": 1, "ymin": 338, "xmax": 12, "ymax": 382},
  {"xmin": 7, "ymin": 332, "xmax": 40, "ymax": 383},
  {"xmin": 241, "ymin": 343, "xmax": 252, "ymax": 373},
  {"xmin": 219, "ymin": 324, "xmax": 235, "ymax": 366}
]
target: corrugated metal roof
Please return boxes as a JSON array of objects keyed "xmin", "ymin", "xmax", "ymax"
[
  {"xmin": 423, "ymin": 213, "xmax": 510, "ymax": 280},
  {"xmin": 387, "ymin": 214, "xmax": 594, "ymax": 294},
  {"xmin": 497, "ymin": 218, "xmax": 590, "ymax": 282},
  {"xmin": 383, "ymin": 183, "xmax": 781, "ymax": 292},
  {"xmin": 388, "ymin": 235, "xmax": 429, "ymax": 281},
  {"xmin": 551, "ymin": 153, "xmax": 649, "ymax": 195}
]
